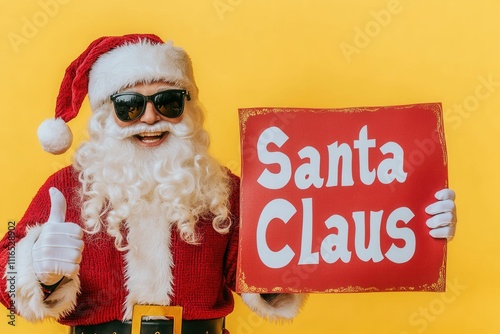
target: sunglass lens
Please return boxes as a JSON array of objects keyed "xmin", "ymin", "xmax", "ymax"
[
  {"xmin": 114, "ymin": 94, "xmax": 145, "ymax": 121},
  {"xmin": 154, "ymin": 91, "xmax": 184, "ymax": 118}
]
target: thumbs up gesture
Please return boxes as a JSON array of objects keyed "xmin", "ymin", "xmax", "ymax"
[{"xmin": 32, "ymin": 187, "xmax": 84, "ymax": 286}]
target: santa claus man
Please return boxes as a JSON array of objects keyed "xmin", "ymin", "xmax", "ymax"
[{"xmin": 0, "ymin": 34, "xmax": 457, "ymax": 334}]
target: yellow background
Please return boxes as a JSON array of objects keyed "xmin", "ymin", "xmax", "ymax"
[{"xmin": 0, "ymin": 0, "xmax": 498, "ymax": 333}]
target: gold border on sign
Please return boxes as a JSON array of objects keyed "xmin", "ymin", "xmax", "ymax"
[
  {"xmin": 238, "ymin": 102, "xmax": 448, "ymax": 187},
  {"xmin": 237, "ymin": 242, "xmax": 446, "ymax": 293},
  {"xmin": 237, "ymin": 103, "xmax": 448, "ymax": 294}
]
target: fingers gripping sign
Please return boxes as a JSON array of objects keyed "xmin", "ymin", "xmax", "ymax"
[
  {"xmin": 32, "ymin": 187, "xmax": 84, "ymax": 286},
  {"xmin": 425, "ymin": 189, "xmax": 457, "ymax": 240}
]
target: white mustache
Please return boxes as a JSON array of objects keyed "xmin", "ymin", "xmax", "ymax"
[{"xmin": 107, "ymin": 120, "xmax": 176, "ymax": 140}]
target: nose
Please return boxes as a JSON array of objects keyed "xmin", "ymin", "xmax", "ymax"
[{"xmin": 139, "ymin": 101, "xmax": 160, "ymax": 124}]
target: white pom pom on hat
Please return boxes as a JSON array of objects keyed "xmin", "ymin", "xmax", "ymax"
[
  {"xmin": 38, "ymin": 33, "xmax": 198, "ymax": 154},
  {"xmin": 37, "ymin": 118, "xmax": 73, "ymax": 155}
]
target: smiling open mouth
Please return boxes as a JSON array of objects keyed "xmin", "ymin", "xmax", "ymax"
[{"xmin": 134, "ymin": 131, "xmax": 168, "ymax": 143}]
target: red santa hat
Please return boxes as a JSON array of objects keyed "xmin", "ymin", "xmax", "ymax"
[{"xmin": 37, "ymin": 34, "xmax": 198, "ymax": 154}]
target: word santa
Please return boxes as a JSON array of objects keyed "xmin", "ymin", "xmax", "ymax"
[{"xmin": 255, "ymin": 124, "xmax": 417, "ymax": 268}]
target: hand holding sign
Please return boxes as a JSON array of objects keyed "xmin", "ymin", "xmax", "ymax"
[
  {"xmin": 237, "ymin": 103, "xmax": 452, "ymax": 293},
  {"xmin": 32, "ymin": 187, "xmax": 84, "ymax": 286},
  {"xmin": 426, "ymin": 188, "xmax": 457, "ymax": 240}
]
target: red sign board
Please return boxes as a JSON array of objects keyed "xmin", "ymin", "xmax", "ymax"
[{"xmin": 236, "ymin": 103, "xmax": 448, "ymax": 293}]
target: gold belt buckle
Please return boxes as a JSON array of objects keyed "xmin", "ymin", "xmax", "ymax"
[{"xmin": 131, "ymin": 305, "xmax": 183, "ymax": 334}]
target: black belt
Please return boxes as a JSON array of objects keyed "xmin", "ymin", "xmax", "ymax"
[{"xmin": 71, "ymin": 317, "xmax": 225, "ymax": 334}]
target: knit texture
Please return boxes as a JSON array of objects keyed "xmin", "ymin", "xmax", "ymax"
[
  {"xmin": 56, "ymin": 34, "xmax": 163, "ymax": 123},
  {"xmin": 0, "ymin": 166, "xmax": 240, "ymax": 326}
]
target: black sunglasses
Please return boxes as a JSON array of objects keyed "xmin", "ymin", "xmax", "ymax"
[{"xmin": 110, "ymin": 89, "xmax": 191, "ymax": 122}]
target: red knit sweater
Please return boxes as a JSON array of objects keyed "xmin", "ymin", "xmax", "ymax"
[{"xmin": 0, "ymin": 166, "xmax": 241, "ymax": 326}]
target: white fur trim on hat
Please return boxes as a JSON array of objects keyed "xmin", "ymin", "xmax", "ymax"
[
  {"xmin": 88, "ymin": 40, "xmax": 198, "ymax": 110},
  {"xmin": 37, "ymin": 118, "xmax": 73, "ymax": 154}
]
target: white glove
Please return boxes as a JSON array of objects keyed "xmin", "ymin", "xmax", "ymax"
[
  {"xmin": 32, "ymin": 187, "xmax": 84, "ymax": 286},
  {"xmin": 425, "ymin": 188, "xmax": 457, "ymax": 240}
]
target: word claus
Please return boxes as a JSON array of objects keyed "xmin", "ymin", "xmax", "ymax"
[{"xmin": 255, "ymin": 125, "xmax": 416, "ymax": 268}]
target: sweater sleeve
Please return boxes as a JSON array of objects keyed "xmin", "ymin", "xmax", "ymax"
[
  {"xmin": 0, "ymin": 166, "xmax": 81, "ymax": 322},
  {"xmin": 223, "ymin": 172, "xmax": 241, "ymax": 292}
]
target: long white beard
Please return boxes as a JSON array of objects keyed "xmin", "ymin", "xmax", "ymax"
[
  {"xmin": 72, "ymin": 103, "xmax": 232, "ymax": 319},
  {"xmin": 73, "ymin": 104, "xmax": 232, "ymax": 249}
]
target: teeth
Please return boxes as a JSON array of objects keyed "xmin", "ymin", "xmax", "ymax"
[
  {"xmin": 142, "ymin": 137, "xmax": 159, "ymax": 143},
  {"xmin": 138, "ymin": 131, "xmax": 163, "ymax": 137}
]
